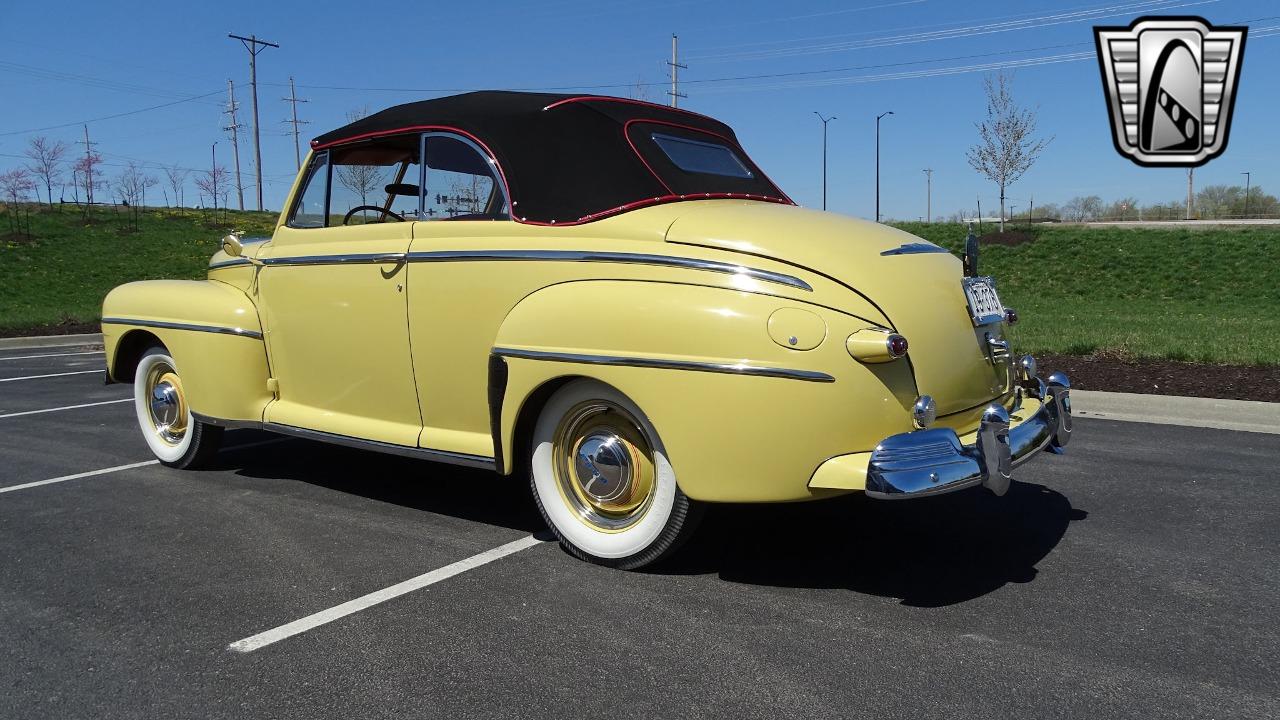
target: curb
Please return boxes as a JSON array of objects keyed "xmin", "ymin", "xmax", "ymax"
[
  {"xmin": 0, "ymin": 333, "xmax": 104, "ymax": 350},
  {"xmin": 1073, "ymin": 390, "xmax": 1280, "ymax": 436}
]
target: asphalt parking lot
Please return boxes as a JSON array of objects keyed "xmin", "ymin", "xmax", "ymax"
[{"xmin": 2, "ymin": 343, "xmax": 1278, "ymax": 719}]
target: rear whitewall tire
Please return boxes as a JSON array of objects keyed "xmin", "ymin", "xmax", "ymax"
[
  {"xmin": 530, "ymin": 379, "xmax": 701, "ymax": 569},
  {"xmin": 133, "ymin": 347, "xmax": 222, "ymax": 469}
]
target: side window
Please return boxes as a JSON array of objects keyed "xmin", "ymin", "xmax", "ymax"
[
  {"xmin": 422, "ymin": 134, "xmax": 507, "ymax": 220},
  {"xmin": 287, "ymin": 152, "xmax": 328, "ymax": 228},
  {"xmin": 330, "ymin": 137, "xmax": 422, "ymax": 225}
]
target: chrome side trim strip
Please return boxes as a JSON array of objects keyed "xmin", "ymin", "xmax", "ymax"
[
  {"xmin": 209, "ymin": 258, "xmax": 253, "ymax": 270},
  {"xmin": 406, "ymin": 250, "xmax": 813, "ymax": 292},
  {"xmin": 262, "ymin": 422, "xmax": 496, "ymax": 470},
  {"xmin": 101, "ymin": 317, "xmax": 263, "ymax": 340},
  {"xmin": 880, "ymin": 242, "xmax": 951, "ymax": 256},
  {"xmin": 191, "ymin": 411, "xmax": 263, "ymax": 430},
  {"xmin": 260, "ymin": 252, "xmax": 407, "ymax": 267},
  {"xmin": 492, "ymin": 346, "xmax": 835, "ymax": 383}
]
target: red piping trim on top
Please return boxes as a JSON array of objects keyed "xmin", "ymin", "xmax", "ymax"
[
  {"xmin": 622, "ymin": 118, "xmax": 795, "ymax": 206},
  {"xmin": 541, "ymin": 95, "xmax": 720, "ymax": 124},
  {"xmin": 309, "ymin": 121, "xmax": 794, "ymax": 226}
]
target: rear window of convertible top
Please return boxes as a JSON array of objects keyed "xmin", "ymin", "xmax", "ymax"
[{"xmin": 650, "ymin": 132, "xmax": 754, "ymax": 179}]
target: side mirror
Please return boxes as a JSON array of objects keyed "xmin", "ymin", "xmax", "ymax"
[{"xmin": 221, "ymin": 233, "xmax": 245, "ymax": 258}]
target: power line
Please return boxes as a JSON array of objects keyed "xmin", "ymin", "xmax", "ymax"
[{"xmin": 0, "ymin": 90, "xmax": 223, "ymax": 137}]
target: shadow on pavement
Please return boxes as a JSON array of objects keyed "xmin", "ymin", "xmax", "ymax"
[
  {"xmin": 214, "ymin": 434, "xmax": 545, "ymax": 533},
  {"xmin": 215, "ymin": 432, "xmax": 1084, "ymax": 606},
  {"xmin": 661, "ymin": 481, "xmax": 1087, "ymax": 608}
]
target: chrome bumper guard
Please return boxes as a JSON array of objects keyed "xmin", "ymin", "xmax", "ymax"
[{"xmin": 866, "ymin": 372, "xmax": 1072, "ymax": 500}]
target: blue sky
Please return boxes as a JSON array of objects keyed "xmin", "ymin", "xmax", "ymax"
[{"xmin": 1, "ymin": 0, "xmax": 1276, "ymax": 219}]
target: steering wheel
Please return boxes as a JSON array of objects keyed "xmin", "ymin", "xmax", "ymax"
[{"xmin": 342, "ymin": 205, "xmax": 405, "ymax": 225}]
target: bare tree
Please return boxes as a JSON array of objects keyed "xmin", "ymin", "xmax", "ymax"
[
  {"xmin": 115, "ymin": 162, "xmax": 158, "ymax": 231},
  {"xmin": 333, "ymin": 107, "xmax": 386, "ymax": 212},
  {"xmin": 195, "ymin": 164, "xmax": 229, "ymax": 215},
  {"xmin": 24, "ymin": 137, "xmax": 68, "ymax": 208},
  {"xmin": 163, "ymin": 165, "xmax": 190, "ymax": 209},
  {"xmin": 72, "ymin": 151, "xmax": 105, "ymax": 217},
  {"xmin": 966, "ymin": 72, "xmax": 1052, "ymax": 232},
  {"xmin": 626, "ymin": 75, "xmax": 651, "ymax": 102},
  {"xmin": 0, "ymin": 168, "xmax": 37, "ymax": 236}
]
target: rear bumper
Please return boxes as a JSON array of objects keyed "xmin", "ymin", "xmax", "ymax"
[{"xmin": 864, "ymin": 372, "xmax": 1072, "ymax": 500}]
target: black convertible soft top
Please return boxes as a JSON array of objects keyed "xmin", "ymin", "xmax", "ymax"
[{"xmin": 310, "ymin": 91, "xmax": 791, "ymax": 225}]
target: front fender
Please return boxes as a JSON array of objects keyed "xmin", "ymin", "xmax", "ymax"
[
  {"xmin": 102, "ymin": 279, "xmax": 272, "ymax": 424},
  {"xmin": 494, "ymin": 280, "xmax": 919, "ymax": 502}
]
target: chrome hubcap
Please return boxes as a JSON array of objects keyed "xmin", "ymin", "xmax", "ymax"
[
  {"xmin": 552, "ymin": 401, "xmax": 656, "ymax": 532},
  {"xmin": 574, "ymin": 433, "xmax": 633, "ymax": 504},
  {"xmin": 144, "ymin": 363, "xmax": 188, "ymax": 445}
]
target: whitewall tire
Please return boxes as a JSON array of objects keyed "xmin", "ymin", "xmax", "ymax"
[
  {"xmin": 132, "ymin": 346, "xmax": 223, "ymax": 469},
  {"xmin": 530, "ymin": 379, "xmax": 701, "ymax": 569}
]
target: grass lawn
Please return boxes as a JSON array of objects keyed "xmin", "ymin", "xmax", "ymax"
[
  {"xmin": 1, "ymin": 206, "xmax": 1276, "ymax": 365},
  {"xmin": 894, "ymin": 222, "xmax": 1280, "ymax": 366},
  {"xmin": 0, "ymin": 206, "xmax": 276, "ymax": 333}
]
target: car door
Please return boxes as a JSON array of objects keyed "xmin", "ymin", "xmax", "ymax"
[{"xmin": 258, "ymin": 146, "xmax": 423, "ymax": 446}]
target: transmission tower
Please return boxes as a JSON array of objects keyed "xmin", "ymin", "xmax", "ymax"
[
  {"xmin": 283, "ymin": 77, "xmax": 310, "ymax": 172},
  {"xmin": 224, "ymin": 79, "xmax": 246, "ymax": 211},
  {"xmin": 667, "ymin": 34, "xmax": 687, "ymax": 108}
]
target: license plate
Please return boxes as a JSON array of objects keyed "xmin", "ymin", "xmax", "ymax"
[{"xmin": 963, "ymin": 277, "xmax": 1004, "ymax": 326}]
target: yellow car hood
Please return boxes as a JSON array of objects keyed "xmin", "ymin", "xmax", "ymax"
[{"xmin": 664, "ymin": 201, "xmax": 1009, "ymax": 415}]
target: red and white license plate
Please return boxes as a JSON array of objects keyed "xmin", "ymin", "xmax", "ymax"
[{"xmin": 963, "ymin": 277, "xmax": 1004, "ymax": 326}]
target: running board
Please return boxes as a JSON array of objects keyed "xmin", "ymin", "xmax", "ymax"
[{"xmin": 191, "ymin": 412, "xmax": 497, "ymax": 471}]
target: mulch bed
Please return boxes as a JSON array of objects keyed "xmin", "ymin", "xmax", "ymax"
[
  {"xmin": 979, "ymin": 230, "xmax": 1036, "ymax": 246},
  {"xmin": 0, "ymin": 319, "xmax": 100, "ymax": 339},
  {"xmin": 1036, "ymin": 353, "xmax": 1279, "ymax": 403}
]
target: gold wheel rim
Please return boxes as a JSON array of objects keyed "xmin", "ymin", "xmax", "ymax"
[
  {"xmin": 144, "ymin": 361, "xmax": 188, "ymax": 445},
  {"xmin": 551, "ymin": 400, "xmax": 657, "ymax": 533}
]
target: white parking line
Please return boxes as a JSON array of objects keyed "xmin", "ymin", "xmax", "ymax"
[
  {"xmin": 0, "ymin": 351, "xmax": 104, "ymax": 361},
  {"xmin": 0, "ymin": 438, "xmax": 290, "ymax": 495},
  {"xmin": 0, "ymin": 370, "xmax": 101, "ymax": 383},
  {"xmin": 0, "ymin": 398, "xmax": 132, "ymax": 419},
  {"xmin": 228, "ymin": 534, "xmax": 546, "ymax": 653},
  {"xmin": 0, "ymin": 460, "xmax": 159, "ymax": 495}
]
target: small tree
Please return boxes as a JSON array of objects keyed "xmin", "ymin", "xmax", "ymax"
[
  {"xmin": 163, "ymin": 165, "xmax": 190, "ymax": 210},
  {"xmin": 115, "ymin": 162, "xmax": 158, "ymax": 231},
  {"xmin": 966, "ymin": 72, "xmax": 1052, "ymax": 232},
  {"xmin": 0, "ymin": 168, "xmax": 37, "ymax": 237},
  {"xmin": 72, "ymin": 151, "xmax": 105, "ymax": 219},
  {"xmin": 24, "ymin": 136, "xmax": 68, "ymax": 209},
  {"xmin": 195, "ymin": 164, "xmax": 229, "ymax": 220}
]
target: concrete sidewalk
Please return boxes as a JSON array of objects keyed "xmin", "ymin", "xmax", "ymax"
[{"xmin": 1073, "ymin": 390, "xmax": 1280, "ymax": 435}]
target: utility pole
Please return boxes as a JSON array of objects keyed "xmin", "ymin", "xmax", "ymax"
[
  {"xmin": 78, "ymin": 124, "xmax": 96, "ymax": 205},
  {"xmin": 1242, "ymin": 171, "xmax": 1251, "ymax": 219},
  {"xmin": 1186, "ymin": 168, "xmax": 1195, "ymax": 220},
  {"xmin": 667, "ymin": 34, "xmax": 687, "ymax": 108},
  {"xmin": 875, "ymin": 111, "xmax": 893, "ymax": 223},
  {"xmin": 229, "ymin": 33, "xmax": 279, "ymax": 211},
  {"xmin": 922, "ymin": 168, "xmax": 933, "ymax": 223},
  {"xmin": 224, "ymin": 80, "xmax": 245, "ymax": 211},
  {"xmin": 283, "ymin": 76, "xmax": 310, "ymax": 172},
  {"xmin": 210, "ymin": 141, "xmax": 219, "ymax": 213},
  {"xmin": 814, "ymin": 112, "xmax": 836, "ymax": 211}
]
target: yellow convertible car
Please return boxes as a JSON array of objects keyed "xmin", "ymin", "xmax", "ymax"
[{"xmin": 102, "ymin": 92, "xmax": 1072, "ymax": 569}]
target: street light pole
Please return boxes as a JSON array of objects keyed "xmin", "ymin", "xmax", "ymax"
[
  {"xmin": 1242, "ymin": 171, "xmax": 1251, "ymax": 219},
  {"xmin": 922, "ymin": 168, "xmax": 932, "ymax": 223},
  {"xmin": 875, "ymin": 111, "xmax": 893, "ymax": 223},
  {"xmin": 814, "ymin": 112, "xmax": 836, "ymax": 211}
]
